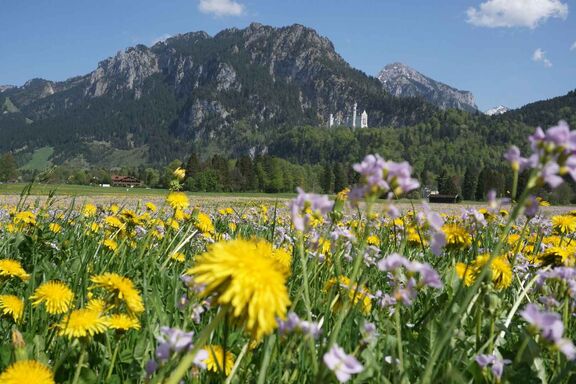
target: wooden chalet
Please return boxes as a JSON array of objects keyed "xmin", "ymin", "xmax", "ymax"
[{"xmin": 111, "ymin": 175, "xmax": 143, "ymax": 188}]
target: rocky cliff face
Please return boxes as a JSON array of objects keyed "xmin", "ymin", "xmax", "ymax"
[
  {"xmin": 0, "ymin": 23, "xmax": 437, "ymax": 164},
  {"xmin": 377, "ymin": 63, "xmax": 478, "ymax": 113}
]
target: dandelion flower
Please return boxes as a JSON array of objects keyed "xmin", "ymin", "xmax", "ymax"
[
  {"xmin": 551, "ymin": 215, "xmax": 576, "ymax": 235},
  {"xmin": 203, "ymin": 345, "xmax": 235, "ymax": 376},
  {"xmin": 455, "ymin": 263, "xmax": 475, "ymax": 286},
  {"xmin": 456, "ymin": 254, "xmax": 513, "ymax": 290},
  {"xmin": 104, "ymin": 216, "xmax": 124, "ymax": 230},
  {"xmin": 48, "ymin": 223, "xmax": 62, "ymax": 234},
  {"xmin": 442, "ymin": 224, "xmax": 472, "ymax": 249},
  {"xmin": 0, "ymin": 360, "xmax": 55, "ymax": 384},
  {"xmin": 0, "ymin": 259, "xmax": 30, "ymax": 281},
  {"xmin": 186, "ymin": 239, "xmax": 291, "ymax": 340},
  {"xmin": 170, "ymin": 252, "xmax": 186, "ymax": 263},
  {"xmin": 30, "ymin": 281, "xmax": 74, "ymax": 314},
  {"xmin": 103, "ymin": 238, "xmax": 119, "ymax": 252},
  {"xmin": 0, "ymin": 295, "xmax": 25, "ymax": 323},
  {"xmin": 325, "ymin": 276, "xmax": 372, "ymax": 315},
  {"xmin": 166, "ymin": 192, "xmax": 189, "ymax": 211},
  {"xmin": 85, "ymin": 298, "xmax": 108, "ymax": 314},
  {"xmin": 90, "ymin": 273, "xmax": 145, "ymax": 314},
  {"xmin": 173, "ymin": 167, "xmax": 186, "ymax": 181},
  {"xmin": 195, "ymin": 212, "xmax": 215, "ymax": 234},
  {"xmin": 107, "ymin": 313, "xmax": 141, "ymax": 331},
  {"xmin": 82, "ymin": 203, "xmax": 98, "ymax": 217},
  {"xmin": 57, "ymin": 308, "xmax": 109, "ymax": 339},
  {"xmin": 13, "ymin": 211, "xmax": 36, "ymax": 226},
  {"xmin": 145, "ymin": 202, "xmax": 157, "ymax": 212}
]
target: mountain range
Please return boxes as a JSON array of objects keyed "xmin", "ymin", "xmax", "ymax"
[
  {"xmin": 377, "ymin": 63, "xmax": 478, "ymax": 113},
  {"xmin": 0, "ymin": 22, "xmax": 574, "ymax": 171}
]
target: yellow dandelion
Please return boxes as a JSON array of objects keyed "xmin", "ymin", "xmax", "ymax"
[
  {"xmin": 0, "ymin": 295, "xmax": 25, "ymax": 323},
  {"xmin": 186, "ymin": 239, "xmax": 291, "ymax": 340},
  {"xmin": 30, "ymin": 281, "xmax": 74, "ymax": 315},
  {"xmin": 107, "ymin": 313, "xmax": 140, "ymax": 331},
  {"xmin": 455, "ymin": 262, "xmax": 475, "ymax": 286},
  {"xmin": 13, "ymin": 211, "xmax": 36, "ymax": 226},
  {"xmin": 82, "ymin": 203, "xmax": 98, "ymax": 217},
  {"xmin": 48, "ymin": 223, "xmax": 62, "ymax": 234},
  {"xmin": 0, "ymin": 360, "xmax": 55, "ymax": 384},
  {"xmin": 538, "ymin": 245, "xmax": 576, "ymax": 267},
  {"xmin": 103, "ymin": 238, "xmax": 118, "ymax": 252},
  {"xmin": 318, "ymin": 238, "xmax": 331, "ymax": 255},
  {"xmin": 0, "ymin": 259, "xmax": 30, "ymax": 281},
  {"xmin": 474, "ymin": 254, "xmax": 513, "ymax": 290},
  {"xmin": 109, "ymin": 204, "xmax": 120, "ymax": 214},
  {"xmin": 173, "ymin": 167, "xmax": 186, "ymax": 181},
  {"xmin": 551, "ymin": 215, "xmax": 576, "ymax": 235},
  {"xmin": 85, "ymin": 298, "xmax": 108, "ymax": 314},
  {"xmin": 336, "ymin": 187, "xmax": 350, "ymax": 201},
  {"xmin": 228, "ymin": 222, "xmax": 237, "ymax": 232},
  {"xmin": 195, "ymin": 212, "xmax": 215, "ymax": 234},
  {"xmin": 170, "ymin": 252, "xmax": 186, "ymax": 263},
  {"xmin": 456, "ymin": 254, "xmax": 513, "ymax": 290},
  {"xmin": 203, "ymin": 345, "xmax": 235, "ymax": 376},
  {"xmin": 166, "ymin": 192, "xmax": 189, "ymax": 210},
  {"xmin": 104, "ymin": 216, "xmax": 124, "ymax": 230},
  {"xmin": 145, "ymin": 202, "xmax": 157, "ymax": 212},
  {"xmin": 367, "ymin": 235, "xmax": 381, "ymax": 247},
  {"xmin": 173, "ymin": 208, "xmax": 186, "ymax": 221},
  {"xmin": 57, "ymin": 308, "xmax": 109, "ymax": 339},
  {"xmin": 406, "ymin": 227, "xmax": 428, "ymax": 247},
  {"xmin": 90, "ymin": 273, "xmax": 145, "ymax": 314},
  {"xmin": 442, "ymin": 224, "xmax": 472, "ymax": 249},
  {"xmin": 325, "ymin": 275, "xmax": 372, "ymax": 315}
]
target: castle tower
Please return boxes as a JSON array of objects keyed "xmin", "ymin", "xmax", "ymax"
[
  {"xmin": 361, "ymin": 110, "xmax": 368, "ymax": 128},
  {"xmin": 352, "ymin": 102, "xmax": 357, "ymax": 129}
]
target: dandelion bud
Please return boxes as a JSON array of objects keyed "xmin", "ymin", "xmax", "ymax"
[
  {"xmin": 11, "ymin": 329, "xmax": 27, "ymax": 361},
  {"xmin": 173, "ymin": 167, "xmax": 186, "ymax": 181}
]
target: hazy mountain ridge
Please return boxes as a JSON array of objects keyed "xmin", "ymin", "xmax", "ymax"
[{"xmin": 377, "ymin": 63, "xmax": 478, "ymax": 113}]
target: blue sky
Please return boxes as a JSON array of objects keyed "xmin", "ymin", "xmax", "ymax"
[{"xmin": 0, "ymin": 0, "xmax": 574, "ymax": 110}]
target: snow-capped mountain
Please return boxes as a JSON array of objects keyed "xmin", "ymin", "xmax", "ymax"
[
  {"xmin": 484, "ymin": 105, "xmax": 510, "ymax": 116},
  {"xmin": 377, "ymin": 63, "xmax": 478, "ymax": 113}
]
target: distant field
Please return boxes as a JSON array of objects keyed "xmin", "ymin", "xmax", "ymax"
[{"xmin": 0, "ymin": 182, "xmax": 572, "ymax": 215}]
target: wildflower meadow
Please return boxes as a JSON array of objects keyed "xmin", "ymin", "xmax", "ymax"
[{"xmin": 1, "ymin": 121, "xmax": 576, "ymax": 383}]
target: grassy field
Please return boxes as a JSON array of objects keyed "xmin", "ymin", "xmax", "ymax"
[{"xmin": 0, "ymin": 183, "xmax": 295, "ymax": 198}]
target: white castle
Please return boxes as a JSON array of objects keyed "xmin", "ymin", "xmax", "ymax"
[{"xmin": 328, "ymin": 102, "xmax": 368, "ymax": 129}]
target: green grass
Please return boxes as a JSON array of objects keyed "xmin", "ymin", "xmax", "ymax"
[
  {"xmin": 0, "ymin": 183, "xmax": 296, "ymax": 199},
  {"xmin": 20, "ymin": 146, "xmax": 54, "ymax": 171}
]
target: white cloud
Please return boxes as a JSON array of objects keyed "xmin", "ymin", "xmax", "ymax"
[
  {"xmin": 198, "ymin": 0, "xmax": 245, "ymax": 17},
  {"xmin": 151, "ymin": 34, "xmax": 172, "ymax": 45},
  {"xmin": 467, "ymin": 0, "xmax": 568, "ymax": 28},
  {"xmin": 532, "ymin": 48, "xmax": 553, "ymax": 67},
  {"xmin": 571, "ymin": 41, "xmax": 576, "ymax": 51}
]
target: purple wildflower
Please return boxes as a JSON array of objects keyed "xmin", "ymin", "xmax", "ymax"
[
  {"xmin": 323, "ymin": 344, "xmax": 364, "ymax": 383},
  {"xmin": 289, "ymin": 187, "xmax": 333, "ymax": 231},
  {"xmin": 521, "ymin": 303, "xmax": 576, "ymax": 360},
  {"xmin": 475, "ymin": 354, "xmax": 511, "ymax": 381},
  {"xmin": 278, "ymin": 312, "xmax": 322, "ymax": 339}
]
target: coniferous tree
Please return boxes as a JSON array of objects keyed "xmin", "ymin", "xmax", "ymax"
[{"xmin": 462, "ymin": 168, "xmax": 479, "ymax": 201}]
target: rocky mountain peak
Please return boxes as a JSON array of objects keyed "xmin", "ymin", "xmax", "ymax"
[
  {"xmin": 377, "ymin": 62, "xmax": 478, "ymax": 113},
  {"xmin": 86, "ymin": 45, "xmax": 160, "ymax": 98},
  {"xmin": 485, "ymin": 105, "xmax": 510, "ymax": 116},
  {"xmin": 0, "ymin": 85, "xmax": 15, "ymax": 93}
]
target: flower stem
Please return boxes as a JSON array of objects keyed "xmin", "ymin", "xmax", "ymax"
[
  {"xmin": 106, "ymin": 339, "xmax": 120, "ymax": 381},
  {"xmin": 72, "ymin": 345, "xmax": 87, "ymax": 384}
]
